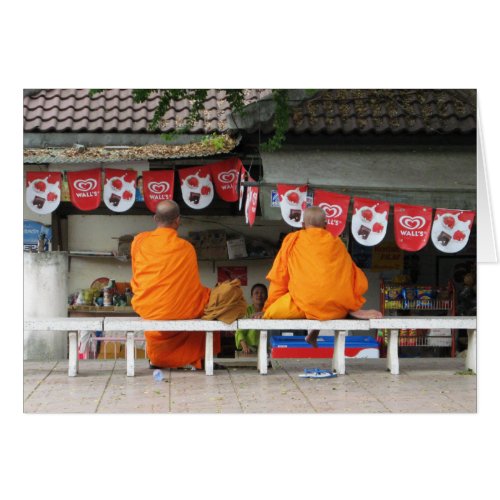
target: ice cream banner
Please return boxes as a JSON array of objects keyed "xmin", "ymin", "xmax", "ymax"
[
  {"xmin": 67, "ymin": 168, "xmax": 102, "ymax": 211},
  {"xmin": 143, "ymin": 170, "xmax": 175, "ymax": 213},
  {"xmin": 103, "ymin": 168, "xmax": 137, "ymax": 212},
  {"xmin": 178, "ymin": 165, "xmax": 214, "ymax": 209},
  {"xmin": 239, "ymin": 166, "xmax": 247, "ymax": 211},
  {"xmin": 277, "ymin": 184, "xmax": 308, "ymax": 228},
  {"xmin": 313, "ymin": 189, "xmax": 350, "ymax": 236},
  {"xmin": 431, "ymin": 208, "xmax": 475, "ymax": 253},
  {"xmin": 245, "ymin": 174, "xmax": 259, "ymax": 226},
  {"xmin": 394, "ymin": 203, "xmax": 433, "ymax": 251},
  {"xmin": 351, "ymin": 197, "xmax": 390, "ymax": 246},
  {"xmin": 26, "ymin": 171, "xmax": 62, "ymax": 215},
  {"xmin": 210, "ymin": 157, "xmax": 242, "ymax": 202}
]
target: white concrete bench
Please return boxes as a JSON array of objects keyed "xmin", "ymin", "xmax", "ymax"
[
  {"xmin": 369, "ymin": 316, "xmax": 477, "ymax": 375},
  {"xmin": 103, "ymin": 317, "xmax": 238, "ymax": 376},
  {"xmin": 24, "ymin": 317, "xmax": 105, "ymax": 377},
  {"xmin": 238, "ymin": 319, "xmax": 370, "ymax": 375}
]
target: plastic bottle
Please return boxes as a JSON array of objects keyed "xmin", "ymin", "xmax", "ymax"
[{"xmin": 153, "ymin": 369, "xmax": 164, "ymax": 382}]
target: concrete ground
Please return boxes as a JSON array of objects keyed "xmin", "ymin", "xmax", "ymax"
[{"xmin": 23, "ymin": 357, "xmax": 476, "ymax": 413}]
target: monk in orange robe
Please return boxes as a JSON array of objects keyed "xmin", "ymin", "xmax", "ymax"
[
  {"xmin": 263, "ymin": 206, "xmax": 382, "ymax": 346},
  {"xmin": 131, "ymin": 200, "xmax": 220, "ymax": 369}
]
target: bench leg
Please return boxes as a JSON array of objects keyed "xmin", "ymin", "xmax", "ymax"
[
  {"xmin": 205, "ymin": 331, "xmax": 214, "ymax": 376},
  {"xmin": 126, "ymin": 332, "xmax": 135, "ymax": 377},
  {"xmin": 332, "ymin": 330, "xmax": 347, "ymax": 375},
  {"xmin": 387, "ymin": 329, "xmax": 399, "ymax": 375},
  {"xmin": 68, "ymin": 331, "xmax": 79, "ymax": 377},
  {"xmin": 465, "ymin": 329, "xmax": 477, "ymax": 373},
  {"xmin": 258, "ymin": 330, "xmax": 268, "ymax": 375}
]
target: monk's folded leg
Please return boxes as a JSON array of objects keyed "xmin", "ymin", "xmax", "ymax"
[
  {"xmin": 145, "ymin": 331, "xmax": 221, "ymax": 369},
  {"xmin": 263, "ymin": 293, "xmax": 306, "ymax": 319}
]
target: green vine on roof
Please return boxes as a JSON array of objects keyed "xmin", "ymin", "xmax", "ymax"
[
  {"xmin": 89, "ymin": 89, "xmax": 293, "ymax": 151},
  {"xmin": 261, "ymin": 89, "xmax": 291, "ymax": 152}
]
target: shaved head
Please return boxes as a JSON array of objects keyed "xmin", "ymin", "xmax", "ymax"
[
  {"xmin": 303, "ymin": 206, "xmax": 327, "ymax": 229},
  {"xmin": 154, "ymin": 200, "xmax": 180, "ymax": 227}
]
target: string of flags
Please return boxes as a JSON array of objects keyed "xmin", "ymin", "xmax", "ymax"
[{"xmin": 25, "ymin": 160, "xmax": 475, "ymax": 254}]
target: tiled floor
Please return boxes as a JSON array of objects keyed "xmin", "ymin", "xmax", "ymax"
[{"xmin": 23, "ymin": 357, "xmax": 477, "ymax": 414}]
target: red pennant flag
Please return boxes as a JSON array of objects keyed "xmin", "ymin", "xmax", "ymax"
[
  {"xmin": 142, "ymin": 170, "xmax": 175, "ymax": 213},
  {"xmin": 67, "ymin": 168, "xmax": 102, "ymax": 211},
  {"xmin": 277, "ymin": 184, "xmax": 308, "ymax": 228},
  {"xmin": 103, "ymin": 168, "xmax": 137, "ymax": 212},
  {"xmin": 210, "ymin": 158, "xmax": 242, "ymax": 202},
  {"xmin": 313, "ymin": 190, "xmax": 350, "ymax": 236},
  {"xmin": 431, "ymin": 208, "xmax": 475, "ymax": 253},
  {"xmin": 245, "ymin": 174, "xmax": 259, "ymax": 226},
  {"xmin": 394, "ymin": 203, "xmax": 433, "ymax": 251},
  {"xmin": 178, "ymin": 165, "xmax": 214, "ymax": 209},
  {"xmin": 351, "ymin": 197, "xmax": 390, "ymax": 246},
  {"xmin": 239, "ymin": 166, "xmax": 247, "ymax": 211},
  {"xmin": 26, "ymin": 172, "xmax": 62, "ymax": 215}
]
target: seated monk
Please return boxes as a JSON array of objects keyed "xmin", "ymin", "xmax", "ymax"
[
  {"xmin": 131, "ymin": 200, "xmax": 219, "ymax": 369},
  {"xmin": 263, "ymin": 206, "xmax": 383, "ymax": 347}
]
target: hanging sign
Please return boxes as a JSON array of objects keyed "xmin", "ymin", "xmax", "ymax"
[
  {"xmin": 103, "ymin": 169, "xmax": 137, "ymax": 212},
  {"xmin": 245, "ymin": 174, "xmax": 259, "ymax": 226},
  {"xmin": 431, "ymin": 208, "xmax": 475, "ymax": 253},
  {"xmin": 277, "ymin": 184, "xmax": 308, "ymax": 228},
  {"xmin": 26, "ymin": 172, "xmax": 62, "ymax": 215},
  {"xmin": 142, "ymin": 170, "xmax": 175, "ymax": 213},
  {"xmin": 210, "ymin": 158, "xmax": 242, "ymax": 202},
  {"xmin": 178, "ymin": 165, "xmax": 214, "ymax": 209},
  {"xmin": 351, "ymin": 197, "xmax": 390, "ymax": 246},
  {"xmin": 313, "ymin": 190, "xmax": 350, "ymax": 236},
  {"xmin": 67, "ymin": 168, "xmax": 102, "ymax": 211},
  {"xmin": 217, "ymin": 266, "xmax": 248, "ymax": 286},
  {"xmin": 394, "ymin": 203, "xmax": 433, "ymax": 251},
  {"xmin": 239, "ymin": 166, "xmax": 247, "ymax": 211}
]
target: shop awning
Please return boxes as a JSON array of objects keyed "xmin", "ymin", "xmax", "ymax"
[{"xmin": 23, "ymin": 134, "xmax": 240, "ymax": 164}]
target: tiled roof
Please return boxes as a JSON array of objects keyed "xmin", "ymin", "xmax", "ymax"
[
  {"xmin": 23, "ymin": 89, "xmax": 476, "ymax": 136},
  {"xmin": 285, "ymin": 89, "xmax": 476, "ymax": 135},
  {"xmin": 23, "ymin": 89, "xmax": 272, "ymax": 133}
]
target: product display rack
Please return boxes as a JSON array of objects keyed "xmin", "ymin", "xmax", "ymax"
[{"xmin": 379, "ymin": 279, "xmax": 457, "ymax": 356}]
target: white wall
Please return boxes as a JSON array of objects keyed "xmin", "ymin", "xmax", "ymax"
[
  {"xmin": 24, "ymin": 252, "xmax": 68, "ymax": 359},
  {"xmin": 67, "ymin": 214, "xmax": 287, "ymax": 302}
]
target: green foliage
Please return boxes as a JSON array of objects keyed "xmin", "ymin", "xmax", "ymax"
[
  {"xmin": 261, "ymin": 89, "xmax": 291, "ymax": 152},
  {"xmin": 455, "ymin": 369, "xmax": 475, "ymax": 376},
  {"xmin": 160, "ymin": 132, "xmax": 176, "ymax": 143},
  {"xmin": 89, "ymin": 89, "xmax": 299, "ymax": 150},
  {"xmin": 201, "ymin": 134, "xmax": 227, "ymax": 152}
]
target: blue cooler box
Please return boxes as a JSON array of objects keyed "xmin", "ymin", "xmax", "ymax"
[{"xmin": 271, "ymin": 335, "xmax": 379, "ymax": 359}]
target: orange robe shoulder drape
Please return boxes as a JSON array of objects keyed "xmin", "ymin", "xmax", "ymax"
[
  {"xmin": 131, "ymin": 227, "xmax": 219, "ymax": 368},
  {"xmin": 263, "ymin": 228, "xmax": 368, "ymax": 320}
]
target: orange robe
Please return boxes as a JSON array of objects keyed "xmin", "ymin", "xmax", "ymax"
[
  {"xmin": 263, "ymin": 228, "xmax": 368, "ymax": 320},
  {"xmin": 131, "ymin": 227, "xmax": 220, "ymax": 368}
]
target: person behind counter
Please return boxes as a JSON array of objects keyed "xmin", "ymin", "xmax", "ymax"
[{"xmin": 235, "ymin": 283, "xmax": 268, "ymax": 354}]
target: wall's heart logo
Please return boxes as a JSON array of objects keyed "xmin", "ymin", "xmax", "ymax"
[
  {"xmin": 74, "ymin": 179, "xmax": 97, "ymax": 192},
  {"xmin": 218, "ymin": 170, "xmax": 239, "ymax": 184},
  {"xmin": 148, "ymin": 181, "xmax": 170, "ymax": 194},
  {"xmin": 400, "ymin": 215, "xmax": 426, "ymax": 230},
  {"xmin": 319, "ymin": 202, "xmax": 342, "ymax": 218}
]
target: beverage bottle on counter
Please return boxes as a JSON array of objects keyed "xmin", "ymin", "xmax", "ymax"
[
  {"xmin": 103, "ymin": 286, "xmax": 113, "ymax": 306},
  {"xmin": 125, "ymin": 288, "xmax": 133, "ymax": 306}
]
